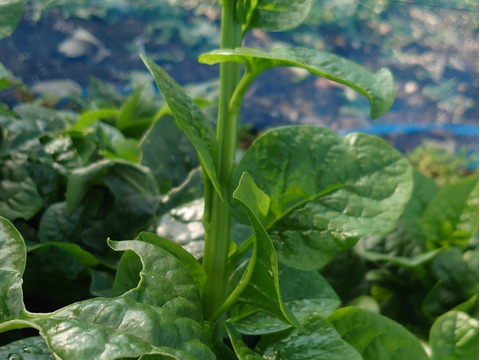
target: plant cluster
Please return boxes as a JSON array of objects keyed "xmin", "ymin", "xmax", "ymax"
[{"xmin": 0, "ymin": 0, "xmax": 478, "ymax": 359}]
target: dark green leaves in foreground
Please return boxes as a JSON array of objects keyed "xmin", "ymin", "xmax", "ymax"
[
  {"xmin": 0, "ymin": 216, "xmax": 215, "ymax": 360},
  {"xmin": 0, "ymin": 0, "xmax": 24, "ymax": 39},
  {"xmin": 199, "ymin": 47, "xmax": 395, "ymax": 119},
  {"xmin": 141, "ymin": 55, "xmax": 223, "ymax": 199},
  {"xmin": 232, "ymin": 126, "xmax": 413, "ymax": 270}
]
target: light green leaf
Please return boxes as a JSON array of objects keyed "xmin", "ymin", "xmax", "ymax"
[
  {"xmin": 0, "ymin": 0, "xmax": 25, "ymax": 39},
  {"xmin": 199, "ymin": 47, "xmax": 395, "ymax": 119},
  {"xmin": 0, "ymin": 154, "xmax": 42, "ymax": 221},
  {"xmin": 141, "ymin": 55, "xmax": 223, "ymax": 200},
  {"xmin": 328, "ymin": 307, "xmax": 429, "ymax": 360},
  {"xmin": 231, "ymin": 126, "xmax": 412, "ymax": 270},
  {"xmin": 116, "ymin": 85, "xmax": 143, "ymax": 130},
  {"xmin": 228, "ymin": 172, "xmax": 302, "ymax": 330},
  {"xmin": 238, "ymin": 0, "xmax": 313, "ymax": 33},
  {"xmin": 257, "ymin": 313, "xmax": 363, "ymax": 359},
  {"xmin": 0, "ymin": 216, "xmax": 26, "ymax": 321},
  {"xmin": 355, "ymin": 247, "xmax": 443, "ymax": 268},
  {"xmin": 230, "ymin": 264, "xmax": 340, "ymax": 334},
  {"xmin": 419, "ymin": 176, "xmax": 479, "ymax": 249},
  {"xmin": 69, "ymin": 108, "xmax": 118, "ymax": 131},
  {"xmin": 430, "ymin": 311, "xmax": 479, "ymax": 360}
]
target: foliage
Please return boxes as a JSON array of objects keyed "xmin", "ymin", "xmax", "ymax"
[{"xmin": 0, "ymin": 0, "xmax": 478, "ymax": 359}]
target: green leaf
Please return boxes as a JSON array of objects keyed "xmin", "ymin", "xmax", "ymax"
[
  {"xmin": 199, "ymin": 47, "xmax": 395, "ymax": 119},
  {"xmin": 140, "ymin": 116, "xmax": 199, "ymax": 193},
  {"xmin": 355, "ymin": 246, "xmax": 443, "ymax": 268},
  {"xmin": 66, "ymin": 159, "xmax": 158, "ymax": 214},
  {"xmin": 231, "ymin": 126, "xmax": 412, "ymax": 270},
  {"xmin": 0, "ymin": 154, "xmax": 43, "ymax": 221},
  {"xmin": 328, "ymin": 307, "xmax": 429, "ymax": 360},
  {"xmin": 69, "ymin": 108, "xmax": 118, "ymax": 131},
  {"xmin": 419, "ymin": 176, "xmax": 479, "ymax": 249},
  {"xmin": 430, "ymin": 311, "xmax": 479, "ymax": 360},
  {"xmin": 225, "ymin": 322, "xmax": 266, "ymax": 360},
  {"xmin": 227, "ymin": 172, "xmax": 302, "ymax": 330},
  {"xmin": 230, "ymin": 264, "xmax": 340, "ymax": 335},
  {"xmin": 0, "ymin": 0, "xmax": 25, "ymax": 39},
  {"xmin": 27, "ymin": 241, "xmax": 100, "ymax": 269},
  {"xmin": 104, "ymin": 138, "xmax": 141, "ymax": 162},
  {"xmin": 136, "ymin": 232, "xmax": 207, "ymax": 298},
  {"xmin": 141, "ymin": 55, "xmax": 223, "ymax": 200},
  {"xmin": 0, "ymin": 216, "xmax": 26, "ymax": 321},
  {"xmin": 116, "ymin": 85, "xmax": 144, "ymax": 130},
  {"xmin": 0, "ymin": 336, "xmax": 54, "ymax": 359},
  {"xmin": 238, "ymin": 0, "xmax": 313, "ymax": 33},
  {"xmin": 256, "ymin": 313, "xmax": 363, "ymax": 359}
]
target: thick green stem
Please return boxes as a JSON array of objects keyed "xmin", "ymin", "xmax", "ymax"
[{"xmin": 202, "ymin": 0, "xmax": 242, "ymax": 324}]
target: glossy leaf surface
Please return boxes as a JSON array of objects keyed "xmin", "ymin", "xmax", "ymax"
[
  {"xmin": 237, "ymin": 0, "xmax": 313, "ymax": 33},
  {"xmin": 0, "ymin": 216, "xmax": 26, "ymax": 321},
  {"xmin": 430, "ymin": 311, "xmax": 479, "ymax": 360},
  {"xmin": 141, "ymin": 55, "xmax": 223, "ymax": 199},
  {"xmin": 232, "ymin": 126, "xmax": 412, "ymax": 270},
  {"xmin": 257, "ymin": 313, "xmax": 362, "ymax": 359},
  {"xmin": 0, "ymin": 336, "xmax": 54, "ymax": 360},
  {"xmin": 419, "ymin": 175, "xmax": 479, "ymax": 249},
  {"xmin": 0, "ymin": 0, "xmax": 24, "ymax": 39},
  {"xmin": 0, "ymin": 221, "xmax": 215, "ymax": 359},
  {"xmin": 230, "ymin": 172, "xmax": 301, "ymax": 330},
  {"xmin": 231, "ymin": 265, "xmax": 340, "ymax": 334},
  {"xmin": 199, "ymin": 47, "xmax": 394, "ymax": 119},
  {"xmin": 328, "ymin": 307, "xmax": 429, "ymax": 360}
]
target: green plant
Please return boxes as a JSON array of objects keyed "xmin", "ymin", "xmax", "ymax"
[{"xmin": 0, "ymin": 1, "xmax": 478, "ymax": 359}]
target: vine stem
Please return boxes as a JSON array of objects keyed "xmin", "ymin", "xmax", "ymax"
[{"xmin": 202, "ymin": 0, "xmax": 242, "ymax": 331}]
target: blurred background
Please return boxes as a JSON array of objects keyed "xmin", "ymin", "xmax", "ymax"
[{"xmin": 0, "ymin": 0, "xmax": 478, "ymax": 161}]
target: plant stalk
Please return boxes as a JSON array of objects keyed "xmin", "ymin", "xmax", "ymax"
[{"xmin": 202, "ymin": 0, "xmax": 242, "ymax": 325}]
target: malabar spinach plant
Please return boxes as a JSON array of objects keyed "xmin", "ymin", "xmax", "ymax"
[{"xmin": 2, "ymin": 0, "xmax": 475, "ymax": 359}]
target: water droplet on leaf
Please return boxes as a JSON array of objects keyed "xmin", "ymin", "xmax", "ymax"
[{"xmin": 7, "ymin": 353, "xmax": 23, "ymax": 360}]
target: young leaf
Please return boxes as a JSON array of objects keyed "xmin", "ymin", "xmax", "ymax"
[
  {"xmin": 237, "ymin": 0, "xmax": 313, "ymax": 33},
  {"xmin": 141, "ymin": 55, "xmax": 223, "ymax": 200},
  {"xmin": 0, "ymin": 0, "xmax": 25, "ymax": 39},
  {"xmin": 430, "ymin": 311, "xmax": 479, "ymax": 360},
  {"xmin": 230, "ymin": 265, "xmax": 340, "ymax": 335},
  {"xmin": 116, "ymin": 85, "xmax": 144, "ymax": 130},
  {"xmin": 256, "ymin": 313, "xmax": 363, "ymax": 359},
  {"xmin": 199, "ymin": 47, "xmax": 395, "ymax": 119},
  {"xmin": 226, "ymin": 172, "xmax": 302, "ymax": 330},
  {"xmin": 0, "ymin": 216, "xmax": 26, "ymax": 321},
  {"xmin": 328, "ymin": 307, "xmax": 429, "ymax": 360},
  {"xmin": 419, "ymin": 176, "xmax": 479, "ymax": 249},
  {"xmin": 231, "ymin": 126, "xmax": 412, "ymax": 270}
]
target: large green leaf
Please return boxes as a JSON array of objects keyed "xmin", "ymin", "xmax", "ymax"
[
  {"xmin": 230, "ymin": 264, "xmax": 340, "ymax": 335},
  {"xmin": 227, "ymin": 172, "xmax": 302, "ymax": 330},
  {"xmin": 141, "ymin": 55, "xmax": 223, "ymax": 199},
  {"xmin": 419, "ymin": 175, "xmax": 479, "ymax": 249},
  {"xmin": 328, "ymin": 307, "xmax": 429, "ymax": 360},
  {"xmin": 430, "ymin": 310, "xmax": 479, "ymax": 360},
  {"xmin": 237, "ymin": 0, "xmax": 313, "ymax": 33},
  {"xmin": 0, "ymin": 221, "xmax": 215, "ymax": 359},
  {"xmin": 0, "ymin": 154, "xmax": 42, "ymax": 221},
  {"xmin": 0, "ymin": 216, "xmax": 26, "ymax": 322},
  {"xmin": 231, "ymin": 126, "xmax": 412, "ymax": 270},
  {"xmin": 256, "ymin": 313, "xmax": 363, "ymax": 359},
  {"xmin": 199, "ymin": 47, "xmax": 395, "ymax": 119},
  {"xmin": 0, "ymin": 0, "xmax": 25, "ymax": 39}
]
